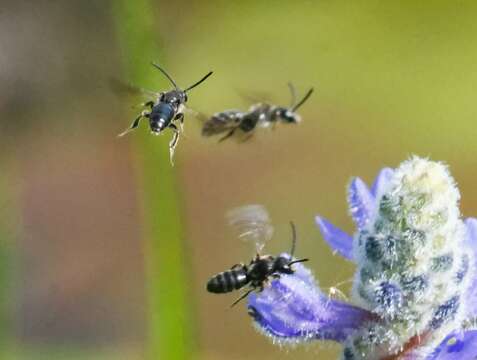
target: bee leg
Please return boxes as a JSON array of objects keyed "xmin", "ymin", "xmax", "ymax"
[
  {"xmin": 118, "ymin": 111, "xmax": 149, "ymax": 137},
  {"xmin": 218, "ymin": 127, "xmax": 237, "ymax": 142},
  {"xmin": 180, "ymin": 116, "xmax": 185, "ymax": 133},
  {"xmin": 168, "ymin": 123, "xmax": 180, "ymax": 165},
  {"xmin": 142, "ymin": 100, "xmax": 154, "ymax": 108},
  {"xmin": 239, "ymin": 133, "xmax": 254, "ymax": 143},
  {"xmin": 231, "ymin": 263, "xmax": 243, "ymax": 270},
  {"xmin": 131, "ymin": 101, "xmax": 153, "ymax": 111},
  {"xmin": 174, "ymin": 112, "xmax": 185, "ymax": 133},
  {"xmin": 230, "ymin": 288, "xmax": 255, "ymax": 308}
]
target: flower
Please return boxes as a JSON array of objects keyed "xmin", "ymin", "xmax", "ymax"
[{"xmin": 248, "ymin": 157, "xmax": 477, "ymax": 359}]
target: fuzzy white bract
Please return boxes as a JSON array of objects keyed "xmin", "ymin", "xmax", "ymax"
[{"xmin": 346, "ymin": 158, "xmax": 473, "ymax": 359}]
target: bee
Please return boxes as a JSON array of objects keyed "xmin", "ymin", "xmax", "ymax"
[
  {"xmin": 201, "ymin": 84, "xmax": 313, "ymax": 142},
  {"xmin": 206, "ymin": 205, "xmax": 309, "ymax": 307},
  {"xmin": 118, "ymin": 63, "xmax": 213, "ymax": 163}
]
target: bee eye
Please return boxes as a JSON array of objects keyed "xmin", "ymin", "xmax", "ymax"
[{"xmin": 284, "ymin": 113, "xmax": 295, "ymax": 123}]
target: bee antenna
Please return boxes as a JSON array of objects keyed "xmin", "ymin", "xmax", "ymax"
[
  {"xmin": 288, "ymin": 258, "xmax": 309, "ymax": 266},
  {"xmin": 184, "ymin": 71, "xmax": 213, "ymax": 93},
  {"xmin": 291, "ymin": 87, "xmax": 314, "ymax": 112},
  {"xmin": 289, "ymin": 221, "xmax": 297, "ymax": 257},
  {"xmin": 287, "ymin": 82, "xmax": 296, "ymax": 108},
  {"xmin": 151, "ymin": 62, "xmax": 179, "ymax": 89}
]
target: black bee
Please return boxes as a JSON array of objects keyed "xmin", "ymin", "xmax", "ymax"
[
  {"xmin": 118, "ymin": 63, "xmax": 213, "ymax": 163},
  {"xmin": 206, "ymin": 205, "xmax": 309, "ymax": 307},
  {"xmin": 202, "ymin": 84, "xmax": 313, "ymax": 142}
]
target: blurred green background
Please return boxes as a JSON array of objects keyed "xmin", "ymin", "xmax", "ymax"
[{"xmin": 2, "ymin": 1, "xmax": 477, "ymax": 359}]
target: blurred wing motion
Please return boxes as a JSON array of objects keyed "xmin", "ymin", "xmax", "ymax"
[
  {"xmin": 184, "ymin": 108, "xmax": 211, "ymax": 128},
  {"xmin": 108, "ymin": 78, "xmax": 158, "ymax": 98},
  {"xmin": 226, "ymin": 205, "xmax": 274, "ymax": 253},
  {"xmin": 235, "ymin": 88, "xmax": 274, "ymax": 106},
  {"xmin": 201, "ymin": 110, "xmax": 243, "ymax": 136}
]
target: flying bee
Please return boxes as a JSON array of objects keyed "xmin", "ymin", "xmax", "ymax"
[
  {"xmin": 201, "ymin": 84, "xmax": 313, "ymax": 142},
  {"xmin": 118, "ymin": 62, "xmax": 213, "ymax": 163},
  {"xmin": 206, "ymin": 205, "xmax": 309, "ymax": 307}
]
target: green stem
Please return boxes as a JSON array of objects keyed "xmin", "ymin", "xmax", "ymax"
[
  {"xmin": 0, "ymin": 164, "xmax": 17, "ymax": 357},
  {"xmin": 112, "ymin": 2, "xmax": 193, "ymax": 359}
]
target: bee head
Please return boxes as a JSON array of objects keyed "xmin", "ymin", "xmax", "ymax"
[
  {"xmin": 272, "ymin": 255, "xmax": 294, "ymax": 274},
  {"xmin": 278, "ymin": 108, "xmax": 301, "ymax": 124}
]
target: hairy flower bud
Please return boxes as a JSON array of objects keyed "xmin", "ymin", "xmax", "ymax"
[{"xmin": 346, "ymin": 158, "xmax": 473, "ymax": 358}]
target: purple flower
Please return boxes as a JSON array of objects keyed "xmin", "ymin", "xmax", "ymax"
[{"xmin": 248, "ymin": 158, "xmax": 477, "ymax": 359}]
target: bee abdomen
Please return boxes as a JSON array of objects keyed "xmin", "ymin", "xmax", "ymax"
[
  {"xmin": 206, "ymin": 268, "xmax": 248, "ymax": 293},
  {"xmin": 150, "ymin": 103, "xmax": 175, "ymax": 132}
]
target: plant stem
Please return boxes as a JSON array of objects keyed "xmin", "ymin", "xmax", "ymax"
[{"xmin": 112, "ymin": 2, "xmax": 193, "ymax": 359}]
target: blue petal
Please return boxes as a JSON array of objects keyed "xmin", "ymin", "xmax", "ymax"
[
  {"xmin": 348, "ymin": 177, "xmax": 375, "ymax": 230},
  {"xmin": 371, "ymin": 167, "xmax": 394, "ymax": 197},
  {"xmin": 247, "ymin": 260, "xmax": 373, "ymax": 343},
  {"xmin": 463, "ymin": 218, "xmax": 477, "ymax": 318},
  {"xmin": 315, "ymin": 216, "xmax": 354, "ymax": 261},
  {"xmin": 427, "ymin": 330, "xmax": 477, "ymax": 360}
]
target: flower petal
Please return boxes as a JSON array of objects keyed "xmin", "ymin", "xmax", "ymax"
[
  {"xmin": 315, "ymin": 216, "xmax": 354, "ymax": 261},
  {"xmin": 427, "ymin": 330, "xmax": 477, "ymax": 360},
  {"xmin": 371, "ymin": 167, "xmax": 394, "ymax": 198},
  {"xmin": 463, "ymin": 217, "xmax": 477, "ymax": 318},
  {"xmin": 247, "ymin": 261, "xmax": 373, "ymax": 343},
  {"xmin": 348, "ymin": 177, "xmax": 375, "ymax": 229}
]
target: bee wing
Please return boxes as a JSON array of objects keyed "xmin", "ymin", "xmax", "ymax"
[
  {"xmin": 235, "ymin": 88, "xmax": 274, "ymax": 105},
  {"xmin": 226, "ymin": 205, "xmax": 274, "ymax": 253},
  {"xmin": 201, "ymin": 110, "xmax": 243, "ymax": 136},
  {"xmin": 185, "ymin": 108, "xmax": 209, "ymax": 124},
  {"xmin": 109, "ymin": 78, "xmax": 159, "ymax": 98}
]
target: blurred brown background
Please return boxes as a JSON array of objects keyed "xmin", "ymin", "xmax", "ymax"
[{"xmin": 2, "ymin": 0, "xmax": 477, "ymax": 359}]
